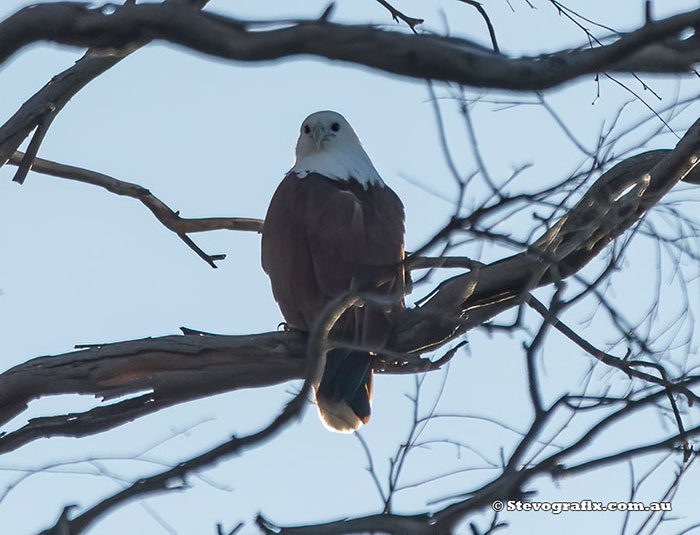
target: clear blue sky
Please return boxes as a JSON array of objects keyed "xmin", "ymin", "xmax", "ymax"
[{"xmin": 1, "ymin": 1, "xmax": 699, "ymax": 533}]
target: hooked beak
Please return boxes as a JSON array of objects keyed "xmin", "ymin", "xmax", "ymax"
[{"xmin": 312, "ymin": 123, "xmax": 325, "ymax": 149}]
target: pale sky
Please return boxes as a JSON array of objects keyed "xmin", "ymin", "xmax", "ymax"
[{"xmin": 1, "ymin": 1, "xmax": 699, "ymax": 534}]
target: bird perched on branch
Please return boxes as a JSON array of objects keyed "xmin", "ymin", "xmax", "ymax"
[{"xmin": 262, "ymin": 111, "xmax": 406, "ymax": 432}]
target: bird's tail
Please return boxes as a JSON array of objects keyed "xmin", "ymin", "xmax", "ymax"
[{"xmin": 315, "ymin": 349, "xmax": 373, "ymax": 432}]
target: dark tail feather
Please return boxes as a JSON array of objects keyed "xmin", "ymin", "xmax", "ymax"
[{"xmin": 315, "ymin": 349, "xmax": 373, "ymax": 432}]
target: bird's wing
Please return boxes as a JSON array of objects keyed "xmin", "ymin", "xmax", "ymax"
[
  {"xmin": 303, "ymin": 173, "xmax": 405, "ymax": 296},
  {"xmin": 261, "ymin": 173, "xmax": 324, "ymax": 331},
  {"xmin": 303, "ymin": 174, "xmax": 406, "ymax": 347}
]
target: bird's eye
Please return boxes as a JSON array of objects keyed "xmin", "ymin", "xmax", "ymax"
[
  {"xmin": 304, "ymin": 125, "xmax": 311, "ymax": 134},
  {"xmin": 331, "ymin": 122, "xmax": 340, "ymax": 132}
]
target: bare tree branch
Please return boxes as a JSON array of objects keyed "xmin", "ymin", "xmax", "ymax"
[
  {"xmin": 0, "ymin": 0, "xmax": 211, "ymax": 178},
  {"xmin": 375, "ymin": 0, "xmax": 424, "ymax": 32},
  {"xmin": 0, "ymin": 2, "xmax": 699, "ymax": 104},
  {"xmin": 5, "ymin": 151, "xmax": 265, "ymax": 236},
  {"xmin": 37, "ymin": 292, "xmax": 360, "ymax": 535},
  {"xmin": 252, "ymin": 375, "xmax": 700, "ymax": 533},
  {"xmin": 4, "ymin": 2, "xmax": 699, "ymax": 533},
  {"xmin": 393, "ymin": 138, "xmax": 700, "ymax": 354},
  {"xmin": 456, "ymin": 0, "xmax": 500, "ymax": 53},
  {"xmin": 6, "ymin": 151, "xmax": 262, "ymax": 267},
  {"xmin": 526, "ymin": 295, "xmax": 700, "ymax": 403},
  {"xmin": 2, "ymin": 133, "xmax": 699, "ymax": 456}
]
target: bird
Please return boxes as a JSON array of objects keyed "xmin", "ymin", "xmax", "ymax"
[{"xmin": 261, "ymin": 110, "xmax": 406, "ymax": 432}]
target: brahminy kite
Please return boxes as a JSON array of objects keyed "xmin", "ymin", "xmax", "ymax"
[{"xmin": 261, "ymin": 111, "xmax": 406, "ymax": 432}]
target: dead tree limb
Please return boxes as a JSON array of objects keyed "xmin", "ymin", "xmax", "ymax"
[
  {"xmin": 374, "ymin": 0, "xmax": 423, "ymax": 32},
  {"xmin": 38, "ymin": 292, "xmax": 358, "ymax": 535},
  {"xmin": 1, "ymin": 2, "xmax": 699, "ymax": 96},
  {"xmin": 6, "ymin": 151, "xmax": 262, "ymax": 266},
  {"xmin": 3, "ymin": 133, "xmax": 700, "ymax": 456},
  {"xmin": 0, "ymin": 0, "xmax": 211, "ymax": 179},
  {"xmin": 2, "ymin": 2, "xmax": 697, "ymax": 533},
  {"xmin": 249, "ymin": 378, "xmax": 700, "ymax": 534}
]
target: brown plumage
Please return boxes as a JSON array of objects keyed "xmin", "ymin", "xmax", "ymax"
[{"xmin": 261, "ymin": 111, "xmax": 406, "ymax": 432}]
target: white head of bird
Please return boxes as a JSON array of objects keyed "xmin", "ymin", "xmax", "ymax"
[{"xmin": 291, "ymin": 110, "xmax": 384, "ymax": 187}]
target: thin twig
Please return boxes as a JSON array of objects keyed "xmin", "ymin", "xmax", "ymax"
[
  {"xmin": 456, "ymin": 0, "xmax": 500, "ymax": 52},
  {"xmin": 375, "ymin": 0, "xmax": 423, "ymax": 32},
  {"xmin": 7, "ymin": 151, "xmax": 262, "ymax": 267}
]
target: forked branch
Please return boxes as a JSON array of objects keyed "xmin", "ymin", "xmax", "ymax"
[
  {"xmin": 2, "ymin": 135, "xmax": 700, "ymax": 457},
  {"xmin": 7, "ymin": 151, "xmax": 262, "ymax": 267}
]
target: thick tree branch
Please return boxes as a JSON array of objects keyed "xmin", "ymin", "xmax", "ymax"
[
  {"xmin": 2, "ymin": 2, "xmax": 698, "ymax": 533},
  {"xmin": 0, "ymin": 319, "xmax": 399, "ymax": 451},
  {"xmin": 393, "ymin": 131, "xmax": 700, "ymax": 354},
  {"xmin": 37, "ymin": 293, "xmax": 360, "ymax": 535},
  {"xmin": 0, "ymin": 3, "xmax": 699, "ymax": 100},
  {"xmin": 256, "ymin": 512, "xmax": 435, "ymax": 535},
  {"xmin": 2, "ymin": 1, "xmax": 697, "ymax": 203},
  {"xmin": 2, "ymin": 132, "xmax": 700, "ymax": 456}
]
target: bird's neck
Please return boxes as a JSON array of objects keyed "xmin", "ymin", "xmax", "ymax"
[{"xmin": 290, "ymin": 147, "xmax": 384, "ymax": 187}]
